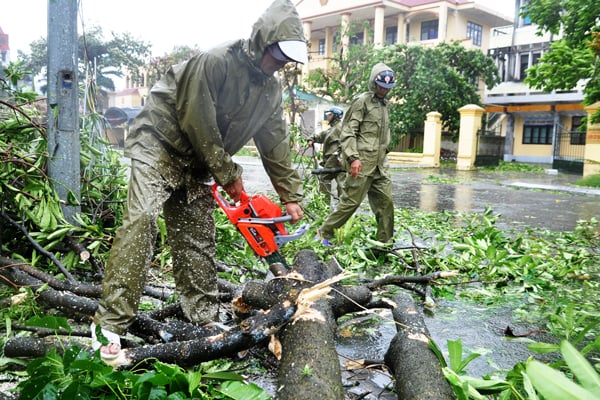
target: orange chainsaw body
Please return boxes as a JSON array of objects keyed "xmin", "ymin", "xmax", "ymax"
[{"xmin": 212, "ymin": 183, "xmax": 290, "ymax": 257}]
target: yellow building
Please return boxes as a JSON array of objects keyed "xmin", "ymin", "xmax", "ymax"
[
  {"xmin": 484, "ymin": 0, "xmax": 587, "ymax": 172},
  {"xmin": 295, "ymin": 1, "xmax": 512, "ymax": 151},
  {"xmin": 296, "ymin": 0, "xmax": 511, "ymax": 75}
]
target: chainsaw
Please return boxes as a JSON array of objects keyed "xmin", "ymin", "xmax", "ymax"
[{"xmin": 212, "ymin": 183, "xmax": 309, "ymax": 276}]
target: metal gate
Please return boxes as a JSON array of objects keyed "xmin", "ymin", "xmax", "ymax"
[
  {"xmin": 475, "ymin": 127, "xmax": 505, "ymax": 167},
  {"xmin": 552, "ymin": 123, "xmax": 585, "ymax": 174}
]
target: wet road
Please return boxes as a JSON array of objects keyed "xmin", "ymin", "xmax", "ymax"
[
  {"xmin": 388, "ymin": 167, "xmax": 599, "ymax": 232},
  {"xmin": 237, "ymin": 156, "xmax": 600, "ymax": 232},
  {"xmin": 238, "ymin": 156, "xmax": 599, "ymax": 383}
]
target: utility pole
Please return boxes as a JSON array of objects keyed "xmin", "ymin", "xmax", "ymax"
[{"xmin": 47, "ymin": 0, "xmax": 80, "ymax": 224}]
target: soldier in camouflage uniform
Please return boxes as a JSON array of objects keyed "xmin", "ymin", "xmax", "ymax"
[
  {"xmin": 308, "ymin": 106, "xmax": 345, "ymax": 203},
  {"xmin": 92, "ymin": 0, "xmax": 307, "ymax": 361},
  {"xmin": 317, "ymin": 63, "xmax": 396, "ymax": 245}
]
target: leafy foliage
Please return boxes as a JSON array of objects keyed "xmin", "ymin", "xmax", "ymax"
[
  {"xmin": 522, "ymin": 0, "xmax": 600, "ymax": 121},
  {"xmin": 16, "ymin": 343, "xmax": 270, "ymax": 400},
  {"xmin": 305, "ymin": 40, "xmax": 500, "ymax": 148},
  {"xmin": 141, "ymin": 45, "xmax": 202, "ymax": 90}
]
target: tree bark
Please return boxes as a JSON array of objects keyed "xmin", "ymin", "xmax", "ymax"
[
  {"xmin": 384, "ymin": 291, "xmax": 455, "ymax": 400},
  {"xmin": 274, "ymin": 250, "xmax": 344, "ymax": 400}
]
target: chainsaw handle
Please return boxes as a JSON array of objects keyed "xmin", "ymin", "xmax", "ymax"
[
  {"xmin": 212, "ymin": 183, "xmax": 249, "ymax": 208},
  {"xmin": 238, "ymin": 215, "xmax": 292, "ymax": 225}
]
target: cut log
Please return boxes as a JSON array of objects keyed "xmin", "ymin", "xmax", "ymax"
[
  {"xmin": 274, "ymin": 250, "xmax": 344, "ymax": 400},
  {"xmin": 276, "ymin": 296, "xmax": 343, "ymax": 400},
  {"xmin": 384, "ymin": 291, "xmax": 455, "ymax": 400}
]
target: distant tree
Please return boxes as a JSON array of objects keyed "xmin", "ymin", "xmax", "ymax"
[
  {"xmin": 17, "ymin": 25, "xmax": 151, "ymax": 97},
  {"xmin": 306, "ymin": 41, "xmax": 500, "ymax": 149},
  {"xmin": 522, "ymin": 0, "xmax": 600, "ymax": 121},
  {"xmin": 16, "ymin": 38, "xmax": 47, "ymax": 92},
  {"xmin": 142, "ymin": 45, "xmax": 201, "ymax": 90}
]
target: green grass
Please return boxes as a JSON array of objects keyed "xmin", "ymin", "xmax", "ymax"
[{"xmin": 575, "ymin": 173, "xmax": 600, "ymax": 188}]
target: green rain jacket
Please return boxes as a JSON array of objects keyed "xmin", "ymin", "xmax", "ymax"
[
  {"xmin": 311, "ymin": 118, "xmax": 342, "ymax": 169},
  {"xmin": 340, "ymin": 62, "xmax": 392, "ymax": 176},
  {"xmin": 124, "ymin": 0, "xmax": 304, "ymax": 204}
]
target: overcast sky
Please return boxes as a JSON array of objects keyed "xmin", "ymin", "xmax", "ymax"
[
  {"xmin": 2, "ymin": 0, "xmax": 514, "ymax": 87},
  {"xmin": 3, "ymin": 0, "xmax": 277, "ymax": 59}
]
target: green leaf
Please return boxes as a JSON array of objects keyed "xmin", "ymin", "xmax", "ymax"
[
  {"xmin": 561, "ymin": 340, "xmax": 600, "ymax": 396},
  {"xmin": 525, "ymin": 359, "xmax": 599, "ymax": 400},
  {"xmin": 62, "ymin": 381, "xmax": 92, "ymax": 400},
  {"xmin": 216, "ymin": 380, "xmax": 271, "ymax": 400},
  {"xmin": 527, "ymin": 341, "xmax": 560, "ymax": 354},
  {"xmin": 521, "ymin": 370, "xmax": 541, "ymax": 400},
  {"xmin": 428, "ymin": 338, "xmax": 448, "ymax": 368},
  {"xmin": 25, "ymin": 315, "xmax": 72, "ymax": 334},
  {"xmin": 202, "ymin": 371, "xmax": 246, "ymax": 381},
  {"xmin": 447, "ymin": 339, "xmax": 481, "ymax": 374}
]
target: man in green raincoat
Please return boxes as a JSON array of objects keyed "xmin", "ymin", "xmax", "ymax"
[
  {"xmin": 92, "ymin": 0, "xmax": 307, "ymax": 361},
  {"xmin": 308, "ymin": 106, "xmax": 345, "ymax": 203},
  {"xmin": 317, "ymin": 63, "xmax": 396, "ymax": 246}
]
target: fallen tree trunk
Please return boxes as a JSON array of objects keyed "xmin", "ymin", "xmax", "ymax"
[
  {"xmin": 2, "ymin": 247, "xmax": 458, "ymax": 399},
  {"xmin": 384, "ymin": 291, "xmax": 455, "ymax": 399},
  {"xmin": 275, "ymin": 250, "xmax": 344, "ymax": 400}
]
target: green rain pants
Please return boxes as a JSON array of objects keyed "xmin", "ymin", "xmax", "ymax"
[
  {"xmin": 319, "ymin": 155, "xmax": 345, "ymax": 201},
  {"xmin": 94, "ymin": 159, "xmax": 219, "ymax": 334},
  {"xmin": 319, "ymin": 168, "xmax": 394, "ymax": 242}
]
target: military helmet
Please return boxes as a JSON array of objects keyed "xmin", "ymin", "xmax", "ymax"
[
  {"xmin": 323, "ymin": 106, "xmax": 344, "ymax": 120},
  {"xmin": 374, "ymin": 70, "xmax": 396, "ymax": 89}
]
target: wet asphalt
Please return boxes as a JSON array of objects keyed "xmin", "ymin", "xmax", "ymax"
[
  {"xmin": 237, "ymin": 155, "xmax": 600, "ymax": 232},
  {"xmin": 238, "ymin": 155, "xmax": 599, "ymax": 384}
]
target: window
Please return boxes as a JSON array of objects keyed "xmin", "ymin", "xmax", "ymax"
[
  {"xmin": 466, "ymin": 21, "xmax": 483, "ymax": 46},
  {"xmin": 386, "ymin": 26, "xmax": 397, "ymax": 45},
  {"xmin": 519, "ymin": 53, "xmax": 529, "ymax": 81},
  {"xmin": 350, "ymin": 32, "xmax": 364, "ymax": 46},
  {"xmin": 570, "ymin": 116, "xmax": 586, "ymax": 145},
  {"xmin": 520, "ymin": 0, "xmax": 532, "ymax": 26},
  {"xmin": 421, "ymin": 20, "xmax": 438, "ymax": 40},
  {"xmin": 523, "ymin": 124, "xmax": 553, "ymax": 144},
  {"xmin": 318, "ymin": 39, "xmax": 326, "ymax": 56}
]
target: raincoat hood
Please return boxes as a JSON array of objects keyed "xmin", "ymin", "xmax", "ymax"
[
  {"xmin": 369, "ymin": 62, "xmax": 394, "ymax": 92},
  {"xmin": 247, "ymin": 0, "xmax": 307, "ymax": 67}
]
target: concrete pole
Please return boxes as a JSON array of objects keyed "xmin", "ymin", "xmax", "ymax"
[
  {"xmin": 456, "ymin": 104, "xmax": 485, "ymax": 170},
  {"xmin": 583, "ymin": 102, "xmax": 600, "ymax": 177},
  {"xmin": 47, "ymin": 0, "xmax": 80, "ymax": 223}
]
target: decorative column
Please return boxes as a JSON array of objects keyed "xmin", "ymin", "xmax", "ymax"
[
  {"xmin": 302, "ymin": 21, "xmax": 312, "ymax": 82},
  {"xmin": 438, "ymin": 3, "xmax": 448, "ymax": 41},
  {"xmin": 583, "ymin": 102, "xmax": 600, "ymax": 177},
  {"xmin": 397, "ymin": 14, "xmax": 406, "ymax": 44},
  {"xmin": 325, "ymin": 26, "xmax": 332, "ymax": 70},
  {"xmin": 374, "ymin": 6, "xmax": 385, "ymax": 48},
  {"xmin": 422, "ymin": 111, "xmax": 442, "ymax": 167},
  {"xmin": 456, "ymin": 104, "xmax": 485, "ymax": 170},
  {"xmin": 341, "ymin": 13, "xmax": 350, "ymax": 58}
]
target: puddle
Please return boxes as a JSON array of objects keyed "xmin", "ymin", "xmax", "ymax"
[{"xmin": 387, "ymin": 167, "xmax": 599, "ymax": 232}]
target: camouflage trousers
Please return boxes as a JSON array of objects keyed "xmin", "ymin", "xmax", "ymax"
[
  {"xmin": 94, "ymin": 158, "xmax": 219, "ymax": 334},
  {"xmin": 319, "ymin": 168, "xmax": 394, "ymax": 242}
]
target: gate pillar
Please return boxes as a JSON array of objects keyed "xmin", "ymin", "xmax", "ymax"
[
  {"xmin": 423, "ymin": 111, "xmax": 442, "ymax": 167},
  {"xmin": 456, "ymin": 104, "xmax": 485, "ymax": 170},
  {"xmin": 584, "ymin": 102, "xmax": 600, "ymax": 177}
]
